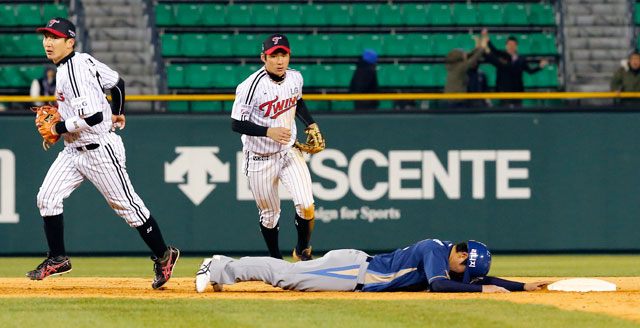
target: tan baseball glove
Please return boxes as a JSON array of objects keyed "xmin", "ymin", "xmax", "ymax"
[
  {"xmin": 31, "ymin": 105, "xmax": 61, "ymax": 150},
  {"xmin": 295, "ymin": 125, "xmax": 325, "ymax": 154}
]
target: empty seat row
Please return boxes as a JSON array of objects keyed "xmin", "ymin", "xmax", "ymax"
[
  {"xmin": 0, "ymin": 34, "xmax": 45, "ymax": 57},
  {"xmin": 161, "ymin": 33, "xmax": 557, "ymax": 58},
  {"xmin": 166, "ymin": 63, "xmax": 558, "ymax": 89},
  {"xmin": 0, "ymin": 4, "xmax": 68, "ymax": 27},
  {"xmin": 0, "ymin": 65, "xmax": 45, "ymax": 88},
  {"xmin": 156, "ymin": 3, "xmax": 555, "ymax": 27}
]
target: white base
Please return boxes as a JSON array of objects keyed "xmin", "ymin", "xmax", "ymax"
[{"xmin": 547, "ymin": 278, "xmax": 616, "ymax": 292}]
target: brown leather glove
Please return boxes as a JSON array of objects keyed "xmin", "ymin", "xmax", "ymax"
[
  {"xmin": 294, "ymin": 125, "xmax": 325, "ymax": 154},
  {"xmin": 32, "ymin": 105, "xmax": 61, "ymax": 150}
]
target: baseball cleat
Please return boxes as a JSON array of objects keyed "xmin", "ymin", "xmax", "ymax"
[
  {"xmin": 293, "ymin": 246, "xmax": 313, "ymax": 261},
  {"xmin": 26, "ymin": 254, "xmax": 72, "ymax": 280},
  {"xmin": 195, "ymin": 256, "xmax": 224, "ymax": 293},
  {"xmin": 151, "ymin": 246, "xmax": 180, "ymax": 289}
]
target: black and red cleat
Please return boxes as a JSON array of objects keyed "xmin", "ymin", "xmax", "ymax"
[
  {"xmin": 26, "ymin": 254, "xmax": 72, "ymax": 280},
  {"xmin": 151, "ymin": 246, "xmax": 180, "ymax": 289}
]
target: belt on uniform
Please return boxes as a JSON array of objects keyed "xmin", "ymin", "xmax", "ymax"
[
  {"xmin": 354, "ymin": 256, "xmax": 373, "ymax": 292},
  {"xmin": 76, "ymin": 143, "xmax": 100, "ymax": 151}
]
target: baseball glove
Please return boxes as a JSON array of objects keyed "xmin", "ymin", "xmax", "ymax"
[
  {"xmin": 295, "ymin": 125, "xmax": 325, "ymax": 154},
  {"xmin": 31, "ymin": 105, "xmax": 61, "ymax": 150}
]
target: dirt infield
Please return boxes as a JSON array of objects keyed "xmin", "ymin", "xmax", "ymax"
[{"xmin": 1, "ymin": 277, "xmax": 639, "ymax": 322}]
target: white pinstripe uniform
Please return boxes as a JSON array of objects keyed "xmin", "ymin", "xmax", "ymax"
[
  {"xmin": 36, "ymin": 52, "xmax": 150, "ymax": 227},
  {"xmin": 231, "ymin": 67, "xmax": 314, "ymax": 228}
]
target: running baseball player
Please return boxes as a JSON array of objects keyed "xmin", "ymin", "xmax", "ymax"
[
  {"xmin": 231, "ymin": 34, "xmax": 325, "ymax": 261},
  {"xmin": 196, "ymin": 239, "xmax": 552, "ymax": 293},
  {"xmin": 27, "ymin": 18, "xmax": 179, "ymax": 289}
]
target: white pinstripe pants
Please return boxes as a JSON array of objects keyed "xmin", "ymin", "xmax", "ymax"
[
  {"xmin": 36, "ymin": 133, "xmax": 150, "ymax": 227},
  {"xmin": 244, "ymin": 147, "xmax": 314, "ymax": 228}
]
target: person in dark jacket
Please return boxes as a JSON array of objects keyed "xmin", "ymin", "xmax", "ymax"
[
  {"xmin": 611, "ymin": 51, "xmax": 640, "ymax": 107},
  {"xmin": 349, "ymin": 49, "xmax": 379, "ymax": 111},
  {"xmin": 467, "ymin": 60, "xmax": 490, "ymax": 108},
  {"xmin": 444, "ymin": 35, "xmax": 488, "ymax": 108},
  {"xmin": 482, "ymin": 29, "xmax": 547, "ymax": 107}
]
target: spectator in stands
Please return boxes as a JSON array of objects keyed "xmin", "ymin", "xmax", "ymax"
[
  {"xmin": 30, "ymin": 67, "xmax": 56, "ymax": 107},
  {"xmin": 349, "ymin": 49, "xmax": 379, "ymax": 111},
  {"xmin": 443, "ymin": 35, "xmax": 488, "ymax": 108},
  {"xmin": 467, "ymin": 60, "xmax": 490, "ymax": 108},
  {"xmin": 610, "ymin": 51, "xmax": 640, "ymax": 107},
  {"xmin": 482, "ymin": 29, "xmax": 547, "ymax": 108}
]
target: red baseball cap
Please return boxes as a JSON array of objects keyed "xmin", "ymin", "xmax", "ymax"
[
  {"xmin": 36, "ymin": 17, "xmax": 76, "ymax": 38},
  {"xmin": 262, "ymin": 34, "xmax": 290, "ymax": 55}
]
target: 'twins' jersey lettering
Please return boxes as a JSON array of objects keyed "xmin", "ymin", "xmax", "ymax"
[{"xmin": 259, "ymin": 95, "xmax": 298, "ymax": 118}]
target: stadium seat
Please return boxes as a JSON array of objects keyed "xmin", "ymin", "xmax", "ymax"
[
  {"xmin": 252, "ymin": 4, "xmax": 277, "ymax": 26},
  {"xmin": 538, "ymin": 65, "xmax": 558, "ymax": 87},
  {"xmin": 455, "ymin": 34, "xmax": 477, "ymax": 51},
  {"xmin": 181, "ymin": 34, "xmax": 208, "ymax": 57},
  {"xmin": 208, "ymin": 34, "xmax": 233, "ymax": 57},
  {"xmin": 407, "ymin": 34, "xmax": 433, "ymax": 56},
  {"xmin": 288, "ymin": 34, "xmax": 310, "ymax": 57},
  {"xmin": 278, "ymin": 4, "xmax": 303, "ymax": 26},
  {"xmin": 167, "ymin": 65, "xmax": 186, "ymax": 88},
  {"xmin": 223, "ymin": 101, "xmax": 235, "ymax": 112},
  {"xmin": 427, "ymin": 4, "xmax": 453, "ymax": 26},
  {"xmin": 201, "ymin": 4, "xmax": 226, "ymax": 26},
  {"xmin": 20, "ymin": 66, "xmax": 44, "ymax": 87},
  {"xmin": 333, "ymin": 64, "xmax": 357, "ymax": 87},
  {"xmin": 307, "ymin": 34, "xmax": 333, "ymax": 57},
  {"xmin": 432, "ymin": 65, "xmax": 447, "ymax": 87},
  {"xmin": 0, "ymin": 5, "xmax": 17, "ymax": 26},
  {"xmin": 235, "ymin": 65, "xmax": 260, "ymax": 83},
  {"xmin": 382, "ymin": 34, "xmax": 410, "ymax": 56},
  {"xmin": 515, "ymin": 34, "xmax": 532, "ymax": 55},
  {"xmin": 379, "ymin": 64, "xmax": 412, "ymax": 87},
  {"xmin": 211, "ymin": 65, "xmax": 237, "ymax": 88},
  {"xmin": 231, "ymin": 34, "xmax": 260, "ymax": 56},
  {"xmin": 227, "ymin": 4, "xmax": 252, "ymax": 26},
  {"xmin": 305, "ymin": 101, "xmax": 329, "ymax": 111},
  {"xmin": 325, "ymin": 4, "xmax": 352, "ymax": 26},
  {"xmin": 155, "ymin": 4, "xmax": 174, "ymax": 26},
  {"xmin": 43, "ymin": 4, "xmax": 68, "ymax": 21},
  {"xmin": 523, "ymin": 71, "xmax": 537, "ymax": 88},
  {"xmin": 529, "ymin": 4, "xmax": 555, "ymax": 26},
  {"xmin": 403, "ymin": 4, "xmax": 429, "ymax": 26},
  {"xmin": 6, "ymin": 35, "xmax": 24, "ymax": 57},
  {"xmin": 478, "ymin": 4, "xmax": 504, "ymax": 25},
  {"xmin": 186, "ymin": 65, "xmax": 214, "ymax": 88},
  {"xmin": 161, "ymin": 34, "xmax": 181, "ymax": 56},
  {"xmin": 452, "ymin": 4, "xmax": 478, "ymax": 26},
  {"xmin": 168, "ymin": 101, "xmax": 189, "ymax": 112},
  {"xmin": 23, "ymin": 34, "xmax": 44, "ymax": 56},
  {"xmin": 352, "ymin": 4, "xmax": 378, "ymax": 26},
  {"xmin": 302, "ymin": 65, "xmax": 321, "ymax": 87},
  {"xmin": 191, "ymin": 101, "xmax": 223, "ymax": 112},
  {"xmin": 317, "ymin": 65, "xmax": 337, "ymax": 87},
  {"xmin": 301, "ymin": 5, "xmax": 327, "ymax": 26},
  {"xmin": 331, "ymin": 101, "xmax": 354, "ymax": 111},
  {"xmin": 479, "ymin": 64, "xmax": 496, "ymax": 87},
  {"xmin": 332, "ymin": 34, "xmax": 360, "ymax": 57},
  {"xmin": 503, "ymin": 4, "xmax": 528, "ymax": 26},
  {"xmin": 431, "ymin": 34, "xmax": 457, "ymax": 56},
  {"xmin": 16, "ymin": 4, "xmax": 42, "ymax": 26},
  {"xmin": 530, "ymin": 33, "xmax": 557, "ymax": 54},
  {"xmin": 0, "ymin": 67, "xmax": 7, "ymax": 88},
  {"xmin": 175, "ymin": 4, "xmax": 202, "ymax": 26},
  {"xmin": 413, "ymin": 65, "xmax": 437, "ymax": 87},
  {"xmin": 0, "ymin": 66, "xmax": 23, "ymax": 87},
  {"xmin": 357, "ymin": 34, "xmax": 383, "ymax": 54},
  {"xmin": 378, "ymin": 5, "xmax": 402, "ymax": 26}
]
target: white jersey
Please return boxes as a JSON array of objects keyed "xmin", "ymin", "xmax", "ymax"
[
  {"xmin": 54, "ymin": 52, "xmax": 119, "ymax": 148},
  {"xmin": 231, "ymin": 67, "xmax": 303, "ymax": 155}
]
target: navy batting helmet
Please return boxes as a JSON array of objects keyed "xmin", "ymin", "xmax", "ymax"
[{"xmin": 462, "ymin": 240, "xmax": 492, "ymax": 283}]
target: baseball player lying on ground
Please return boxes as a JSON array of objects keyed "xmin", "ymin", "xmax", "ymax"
[{"xmin": 195, "ymin": 239, "xmax": 551, "ymax": 293}]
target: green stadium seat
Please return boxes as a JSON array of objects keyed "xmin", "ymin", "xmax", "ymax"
[
  {"xmin": 431, "ymin": 34, "xmax": 457, "ymax": 56},
  {"xmin": 352, "ymin": 4, "xmax": 378, "ymax": 26},
  {"xmin": 168, "ymin": 101, "xmax": 189, "ymax": 112},
  {"xmin": 0, "ymin": 36, "xmax": 7, "ymax": 57},
  {"xmin": 1, "ymin": 66, "xmax": 23, "ymax": 87},
  {"xmin": 43, "ymin": 4, "xmax": 68, "ymax": 21},
  {"xmin": 538, "ymin": 65, "xmax": 558, "ymax": 87},
  {"xmin": 407, "ymin": 34, "xmax": 433, "ymax": 56},
  {"xmin": 455, "ymin": 34, "xmax": 477, "ymax": 52},
  {"xmin": 7, "ymin": 35, "xmax": 24, "ymax": 57},
  {"xmin": 382, "ymin": 34, "xmax": 410, "ymax": 56},
  {"xmin": 530, "ymin": 34, "xmax": 557, "ymax": 54},
  {"xmin": 235, "ymin": 65, "xmax": 260, "ymax": 83},
  {"xmin": 175, "ymin": 4, "xmax": 202, "ymax": 26},
  {"xmin": 516, "ymin": 34, "xmax": 532, "ymax": 55},
  {"xmin": 317, "ymin": 65, "xmax": 337, "ymax": 87},
  {"xmin": 294, "ymin": 64, "xmax": 310, "ymax": 84},
  {"xmin": 231, "ymin": 34, "xmax": 260, "ymax": 57},
  {"xmin": 278, "ymin": 4, "xmax": 302, "ymax": 26},
  {"xmin": 0, "ymin": 5, "xmax": 17, "ymax": 26},
  {"xmin": 305, "ymin": 101, "xmax": 329, "ymax": 111},
  {"xmin": 18, "ymin": 66, "xmax": 44, "ymax": 87},
  {"xmin": 23, "ymin": 34, "xmax": 44, "ymax": 56},
  {"xmin": 503, "ymin": 4, "xmax": 528, "ymax": 26},
  {"xmin": 0, "ymin": 67, "xmax": 7, "ymax": 88},
  {"xmin": 325, "ymin": 4, "xmax": 352, "ymax": 26},
  {"xmin": 227, "ymin": 4, "xmax": 251, "ymax": 26},
  {"xmin": 208, "ymin": 34, "xmax": 233, "ymax": 57},
  {"xmin": 378, "ymin": 5, "xmax": 402, "ymax": 26},
  {"xmin": 16, "ymin": 4, "xmax": 42, "ymax": 26},
  {"xmin": 522, "ymin": 99, "xmax": 541, "ymax": 107},
  {"xmin": 167, "ymin": 65, "xmax": 186, "ymax": 88},
  {"xmin": 428, "ymin": 4, "xmax": 453, "ymax": 26},
  {"xmin": 432, "ymin": 65, "xmax": 447, "ymax": 87},
  {"xmin": 402, "ymin": 4, "xmax": 429, "ymax": 26},
  {"xmin": 301, "ymin": 5, "xmax": 327, "ymax": 26},
  {"xmin": 191, "ymin": 101, "xmax": 223, "ymax": 112},
  {"xmin": 479, "ymin": 64, "xmax": 496, "ymax": 87},
  {"xmin": 307, "ymin": 35, "xmax": 333, "ymax": 57},
  {"xmin": 161, "ymin": 34, "xmax": 180, "ymax": 56},
  {"xmin": 333, "ymin": 64, "xmax": 357, "ymax": 87},
  {"xmin": 529, "ymin": 4, "xmax": 555, "ymax": 26},
  {"xmin": 453, "ymin": 4, "xmax": 478, "ymax": 26},
  {"xmin": 201, "ymin": 4, "xmax": 226, "ymax": 26},
  {"xmin": 379, "ymin": 64, "xmax": 411, "ymax": 87},
  {"xmin": 523, "ymin": 71, "xmax": 537, "ymax": 88},
  {"xmin": 378, "ymin": 100, "xmax": 394, "ymax": 110},
  {"xmin": 301, "ymin": 65, "xmax": 320, "ymax": 87},
  {"xmin": 332, "ymin": 34, "xmax": 359, "ymax": 57},
  {"xmin": 212, "ymin": 65, "xmax": 237, "ymax": 88},
  {"xmin": 223, "ymin": 101, "xmax": 235, "ymax": 112},
  {"xmin": 155, "ymin": 4, "xmax": 174, "ymax": 26},
  {"xmin": 181, "ymin": 34, "xmax": 208, "ymax": 57},
  {"xmin": 288, "ymin": 34, "xmax": 309, "ymax": 57},
  {"xmin": 357, "ymin": 34, "xmax": 383, "ymax": 54},
  {"xmin": 413, "ymin": 65, "xmax": 438, "ymax": 87},
  {"xmin": 478, "ymin": 4, "xmax": 504, "ymax": 25},
  {"xmin": 252, "ymin": 4, "xmax": 277, "ymax": 26},
  {"xmin": 186, "ymin": 65, "xmax": 214, "ymax": 88},
  {"xmin": 331, "ymin": 101, "xmax": 354, "ymax": 111}
]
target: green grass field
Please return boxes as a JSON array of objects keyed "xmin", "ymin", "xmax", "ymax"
[{"xmin": 1, "ymin": 255, "xmax": 639, "ymax": 328}]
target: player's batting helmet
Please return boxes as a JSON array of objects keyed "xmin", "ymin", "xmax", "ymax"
[{"xmin": 462, "ymin": 240, "xmax": 492, "ymax": 283}]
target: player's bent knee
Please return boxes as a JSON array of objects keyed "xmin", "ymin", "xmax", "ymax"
[{"xmin": 296, "ymin": 204, "xmax": 315, "ymax": 220}]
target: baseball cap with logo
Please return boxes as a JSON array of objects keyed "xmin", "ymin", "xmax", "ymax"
[
  {"xmin": 262, "ymin": 34, "xmax": 290, "ymax": 55},
  {"xmin": 36, "ymin": 17, "xmax": 76, "ymax": 38}
]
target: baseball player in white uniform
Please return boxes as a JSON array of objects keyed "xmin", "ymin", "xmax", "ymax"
[
  {"xmin": 231, "ymin": 34, "xmax": 321, "ymax": 261},
  {"xmin": 27, "ymin": 18, "xmax": 179, "ymax": 289}
]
